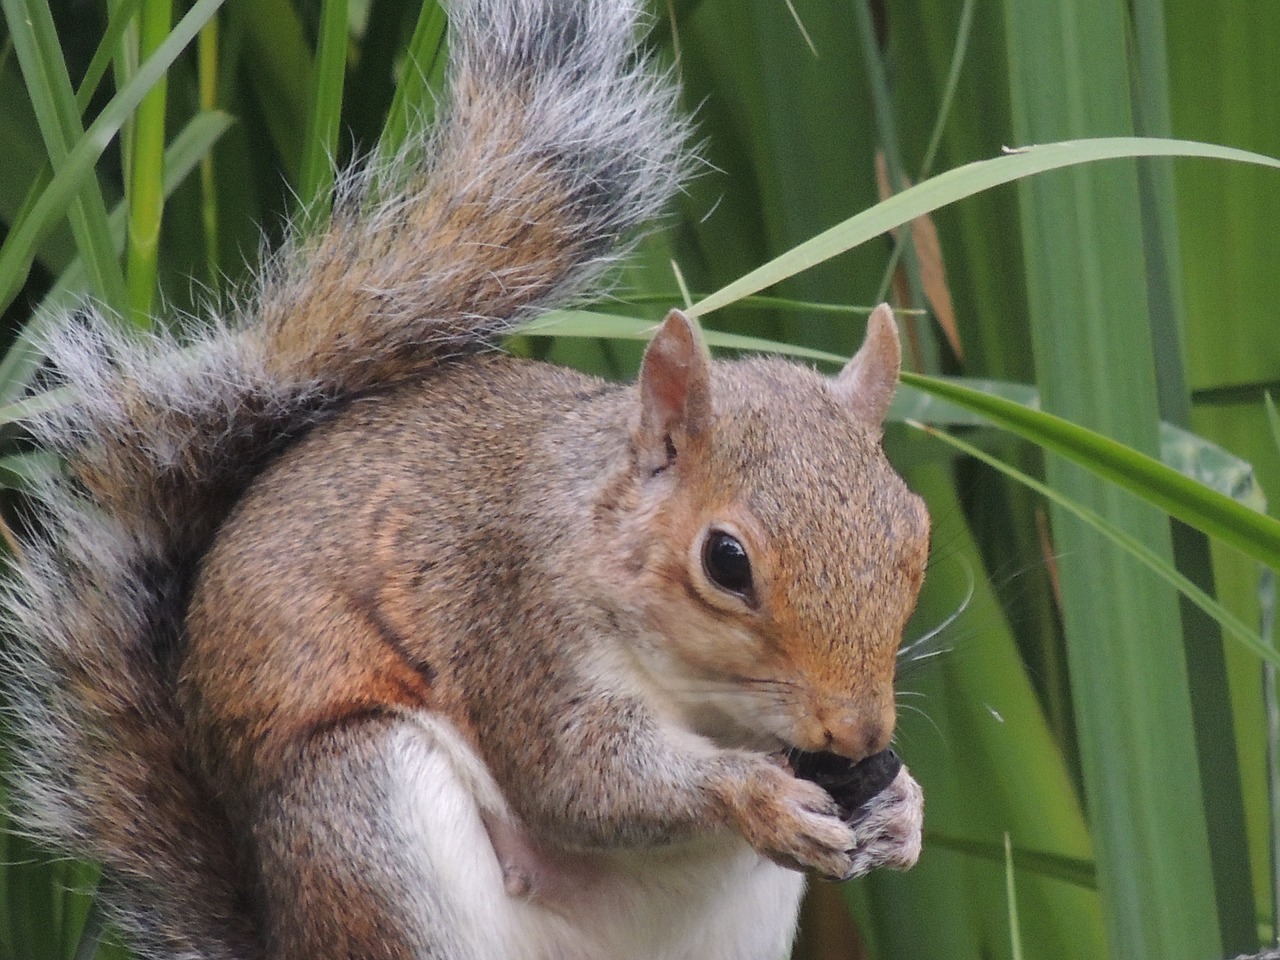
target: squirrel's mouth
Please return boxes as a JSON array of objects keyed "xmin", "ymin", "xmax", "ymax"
[{"xmin": 789, "ymin": 748, "xmax": 903, "ymax": 823}]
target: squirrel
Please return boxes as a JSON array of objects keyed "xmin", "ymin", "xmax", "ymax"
[{"xmin": 3, "ymin": 1, "xmax": 930, "ymax": 958}]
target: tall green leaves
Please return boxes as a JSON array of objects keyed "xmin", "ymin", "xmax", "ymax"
[{"xmin": 1005, "ymin": 3, "xmax": 1220, "ymax": 957}]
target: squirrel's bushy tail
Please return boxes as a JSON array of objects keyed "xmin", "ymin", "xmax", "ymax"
[{"xmin": 3, "ymin": 2, "xmax": 685, "ymax": 957}]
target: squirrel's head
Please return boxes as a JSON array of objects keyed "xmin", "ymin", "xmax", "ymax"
[{"xmin": 608, "ymin": 306, "xmax": 929, "ymax": 762}]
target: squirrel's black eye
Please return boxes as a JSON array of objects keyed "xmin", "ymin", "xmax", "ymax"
[{"xmin": 702, "ymin": 530, "xmax": 753, "ymax": 598}]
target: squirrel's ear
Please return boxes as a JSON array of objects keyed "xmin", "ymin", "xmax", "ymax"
[
  {"xmin": 832, "ymin": 303, "xmax": 900, "ymax": 428},
  {"xmin": 635, "ymin": 310, "xmax": 712, "ymax": 474}
]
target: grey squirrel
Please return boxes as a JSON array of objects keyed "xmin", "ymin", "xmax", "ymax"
[{"xmin": 3, "ymin": 1, "xmax": 929, "ymax": 958}]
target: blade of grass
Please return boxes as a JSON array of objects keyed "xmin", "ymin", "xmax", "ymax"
[
  {"xmin": 687, "ymin": 137, "xmax": 1280, "ymax": 319},
  {"xmin": 1127, "ymin": 6, "xmax": 1254, "ymax": 945},
  {"xmin": 1265, "ymin": 561, "xmax": 1280, "ymax": 949},
  {"xmin": 125, "ymin": 0, "xmax": 174, "ymax": 324},
  {"xmin": 899, "ymin": 373, "xmax": 1280, "ymax": 572},
  {"xmin": 850, "ymin": 0, "xmax": 932, "ymax": 371},
  {"xmin": 2, "ymin": 0, "xmax": 143, "ymax": 278},
  {"xmin": 1005, "ymin": 834, "xmax": 1025, "ymax": 960},
  {"xmin": 1171, "ymin": 6, "xmax": 1280, "ymax": 927},
  {"xmin": 378, "ymin": 1, "xmax": 447, "ymax": 157},
  {"xmin": 197, "ymin": 13, "xmax": 220, "ymax": 282},
  {"xmin": 875, "ymin": 0, "xmax": 976, "ymax": 306},
  {"xmin": 238, "ymin": 0, "xmax": 313, "ymax": 184},
  {"xmin": 2, "ymin": 0, "xmax": 128, "ymax": 310},
  {"xmin": 0, "ymin": 110, "xmax": 232, "ymax": 403},
  {"xmin": 912, "ymin": 421, "xmax": 1274, "ymax": 666},
  {"xmin": 0, "ymin": 0, "xmax": 229, "ymax": 316},
  {"xmin": 1007, "ymin": 3, "xmax": 1222, "ymax": 955},
  {"xmin": 927, "ymin": 833, "xmax": 1096, "ymax": 890},
  {"xmin": 298, "ymin": 0, "xmax": 349, "ymax": 223}
]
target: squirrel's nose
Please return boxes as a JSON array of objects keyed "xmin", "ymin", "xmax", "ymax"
[{"xmin": 820, "ymin": 704, "xmax": 894, "ymax": 761}]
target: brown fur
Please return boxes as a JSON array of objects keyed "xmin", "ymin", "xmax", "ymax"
[{"xmin": 178, "ymin": 337, "xmax": 928, "ymax": 948}]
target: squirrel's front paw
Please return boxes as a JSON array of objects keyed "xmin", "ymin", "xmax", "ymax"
[
  {"xmin": 838, "ymin": 765, "xmax": 923, "ymax": 879},
  {"xmin": 722, "ymin": 761, "xmax": 861, "ymax": 880}
]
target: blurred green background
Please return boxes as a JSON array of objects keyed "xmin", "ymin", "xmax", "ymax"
[{"xmin": 0, "ymin": 1, "xmax": 1277, "ymax": 958}]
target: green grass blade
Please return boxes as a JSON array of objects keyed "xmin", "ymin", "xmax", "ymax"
[
  {"xmin": 125, "ymin": 0, "xmax": 174, "ymax": 324},
  {"xmin": 196, "ymin": 15, "xmax": 220, "ymax": 281},
  {"xmin": 379, "ymin": 0, "xmax": 447, "ymax": 156},
  {"xmin": 0, "ymin": 110, "xmax": 232, "ymax": 405},
  {"xmin": 238, "ymin": 0, "xmax": 313, "ymax": 185},
  {"xmin": 1007, "ymin": 3, "xmax": 1221, "ymax": 955},
  {"xmin": 913, "ymin": 421, "xmax": 1274, "ymax": 666},
  {"xmin": 1265, "ymin": 564, "xmax": 1280, "ymax": 949},
  {"xmin": 1126, "ymin": 4, "xmax": 1254, "ymax": 938},
  {"xmin": 298, "ymin": 0, "xmax": 349, "ymax": 222},
  {"xmin": 1005, "ymin": 834, "xmax": 1024, "ymax": 960},
  {"xmin": 916, "ymin": 0, "xmax": 976, "ymax": 180},
  {"xmin": 927, "ymin": 834, "xmax": 1096, "ymax": 890},
  {"xmin": 1, "ymin": 0, "xmax": 128, "ymax": 310},
  {"xmin": 520, "ymin": 310, "xmax": 846, "ymax": 364},
  {"xmin": 0, "ymin": 0, "xmax": 229, "ymax": 316},
  {"xmin": 688, "ymin": 137, "xmax": 1280, "ymax": 319},
  {"xmin": 74, "ymin": 0, "xmax": 144, "ymax": 113},
  {"xmin": 875, "ymin": 0, "xmax": 975, "ymax": 304},
  {"xmin": 850, "ymin": 0, "xmax": 929, "ymax": 368},
  {"xmin": 0, "ymin": 0, "xmax": 143, "ymax": 279},
  {"xmin": 900, "ymin": 373, "xmax": 1280, "ymax": 572}
]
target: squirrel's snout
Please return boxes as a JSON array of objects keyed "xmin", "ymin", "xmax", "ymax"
[{"xmin": 807, "ymin": 703, "xmax": 894, "ymax": 762}]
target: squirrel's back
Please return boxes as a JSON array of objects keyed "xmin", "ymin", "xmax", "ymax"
[{"xmin": 2, "ymin": 2, "xmax": 686, "ymax": 957}]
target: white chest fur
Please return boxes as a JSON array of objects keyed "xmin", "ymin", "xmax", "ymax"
[{"xmin": 383, "ymin": 714, "xmax": 806, "ymax": 960}]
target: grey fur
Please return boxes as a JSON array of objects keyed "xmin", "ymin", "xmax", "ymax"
[{"xmin": 2, "ymin": 1, "xmax": 687, "ymax": 957}]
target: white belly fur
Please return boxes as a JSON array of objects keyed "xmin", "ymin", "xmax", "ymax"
[{"xmin": 385, "ymin": 713, "xmax": 806, "ymax": 960}]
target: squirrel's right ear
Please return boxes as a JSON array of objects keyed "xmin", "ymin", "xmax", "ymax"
[
  {"xmin": 832, "ymin": 303, "xmax": 901, "ymax": 429},
  {"xmin": 634, "ymin": 310, "xmax": 712, "ymax": 475}
]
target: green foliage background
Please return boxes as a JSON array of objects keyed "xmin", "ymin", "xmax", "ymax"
[{"xmin": 0, "ymin": 1, "xmax": 1277, "ymax": 958}]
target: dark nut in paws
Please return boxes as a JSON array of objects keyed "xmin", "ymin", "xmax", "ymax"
[{"xmin": 790, "ymin": 748, "xmax": 903, "ymax": 822}]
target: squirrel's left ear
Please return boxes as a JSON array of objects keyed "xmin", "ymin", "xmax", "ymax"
[
  {"xmin": 634, "ymin": 310, "xmax": 712, "ymax": 475},
  {"xmin": 832, "ymin": 303, "xmax": 900, "ymax": 428}
]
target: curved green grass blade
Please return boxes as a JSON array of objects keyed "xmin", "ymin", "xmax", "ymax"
[
  {"xmin": 2, "ymin": 0, "xmax": 144, "ymax": 279},
  {"xmin": 519, "ymin": 310, "xmax": 846, "ymax": 364},
  {"xmin": 689, "ymin": 138, "xmax": 1280, "ymax": 319},
  {"xmin": 901, "ymin": 372, "xmax": 1280, "ymax": 572},
  {"xmin": 0, "ymin": 111, "xmax": 232, "ymax": 405},
  {"xmin": 2, "ymin": 0, "xmax": 127, "ymax": 310},
  {"xmin": 913, "ymin": 420, "xmax": 1275, "ymax": 666},
  {"xmin": 0, "ymin": 0, "xmax": 229, "ymax": 315}
]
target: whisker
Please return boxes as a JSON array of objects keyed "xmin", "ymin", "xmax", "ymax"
[
  {"xmin": 899, "ymin": 564, "xmax": 974, "ymax": 664},
  {"xmin": 902, "ymin": 646, "xmax": 953, "ymax": 665},
  {"xmin": 895, "ymin": 702, "xmax": 944, "ymax": 742}
]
